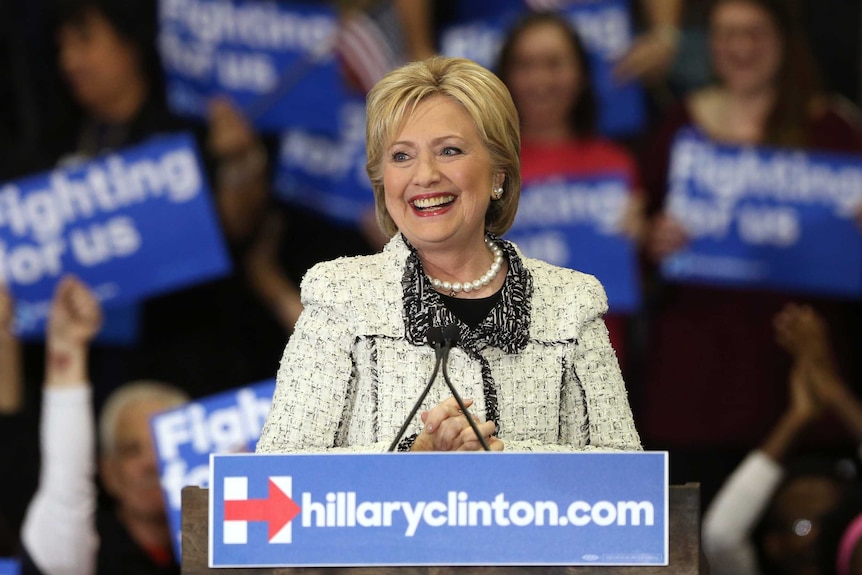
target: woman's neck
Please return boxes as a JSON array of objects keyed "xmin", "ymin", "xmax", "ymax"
[
  {"xmin": 418, "ymin": 236, "xmax": 506, "ymax": 300},
  {"xmin": 91, "ymin": 76, "xmax": 149, "ymax": 124},
  {"xmin": 694, "ymin": 85, "xmax": 776, "ymax": 144}
]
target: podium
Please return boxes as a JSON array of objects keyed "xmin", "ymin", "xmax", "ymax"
[{"xmin": 181, "ymin": 484, "xmax": 707, "ymax": 574}]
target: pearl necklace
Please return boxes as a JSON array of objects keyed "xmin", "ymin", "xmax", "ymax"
[{"xmin": 426, "ymin": 237, "xmax": 504, "ymax": 296}]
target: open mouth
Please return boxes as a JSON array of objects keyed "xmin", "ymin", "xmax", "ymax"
[{"xmin": 412, "ymin": 195, "xmax": 455, "ymax": 211}]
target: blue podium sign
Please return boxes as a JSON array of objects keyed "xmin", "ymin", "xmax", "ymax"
[
  {"xmin": 209, "ymin": 451, "xmax": 668, "ymax": 567},
  {"xmin": 506, "ymin": 173, "xmax": 641, "ymax": 313},
  {"xmin": 662, "ymin": 129, "xmax": 862, "ymax": 297},
  {"xmin": 152, "ymin": 379, "xmax": 276, "ymax": 560},
  {"xmin": 0, "ymin": 133, "xmax": 231, "ymax": 336}
]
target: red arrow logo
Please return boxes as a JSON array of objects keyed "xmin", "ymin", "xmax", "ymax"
[{"xmin": 224, "ymin": 478, "xmax": 302, "ymax": 540}]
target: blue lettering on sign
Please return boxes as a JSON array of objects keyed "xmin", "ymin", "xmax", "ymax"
[
  {"xmin": 159, "ymin": 0, "xmax": 345, "ymax": 135},
  {"xmin": 209, "ymin": 451, "xmax": 668, "ymax": 567},
  {"xmin": 0, "ymin": 133, "xmax": 231, "ymax": 336},
  {"xmin": 152, "ymin": 379, "xmax": 276, "ymax": 560},
  {"xmin": 662, "ymin": 128, "xmax": 862, "ymax": 297},
  {"xmin": 506, "ymin": 173, "xmax": 641, "ymax": 313},
  {"xmin": 274, "ymin": 99, "xmax": 375, "ymax": 226}
]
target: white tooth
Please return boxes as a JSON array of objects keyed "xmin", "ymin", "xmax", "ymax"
[{"xmin": 413, "ymin": 195, "xmax": 454, "ymax": 209}]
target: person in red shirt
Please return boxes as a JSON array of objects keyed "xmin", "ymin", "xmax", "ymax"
[{"xmin": 496, "ymin": 11, "xmax": 647, "ymax": 371}]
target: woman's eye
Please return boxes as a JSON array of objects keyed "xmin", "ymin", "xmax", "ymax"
[
  {"xmin": 392, "ymin": 151, "xmax": 409, "ymax": 162},
  {"xmin": 442, "ymin": 147, "xmax": 462, "ymax": 156}
]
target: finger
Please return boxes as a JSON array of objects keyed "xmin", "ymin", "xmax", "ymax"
[
  {"xmin": 454, "ymin": 420, "xmax": 497, "ymax": 451},
  {"xmin": 423, "ymin": 397, "xmax": 473, "ymax": 433},
  {"xmin": 431, "ymin": 416, "xmax": 469, "ymax": 451}
]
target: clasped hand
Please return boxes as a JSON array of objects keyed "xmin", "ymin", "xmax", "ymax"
[{"xmin": 411, "ymin": 397, "xmax": 503, "ymax": 452}]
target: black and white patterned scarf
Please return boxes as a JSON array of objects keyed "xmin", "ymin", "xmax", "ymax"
[{"xmin": 400, "ymin": 233, "xmax": 534, "ymax": 431}]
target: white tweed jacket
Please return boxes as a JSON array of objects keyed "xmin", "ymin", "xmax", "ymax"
[{"xmin": 256, "ymin": 234, "xmax": 641, "ymax": 453}]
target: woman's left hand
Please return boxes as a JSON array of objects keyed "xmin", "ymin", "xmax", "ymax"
[{"xmin": 411, "ymin": 397, "xmax": 503, "ymax": 452}]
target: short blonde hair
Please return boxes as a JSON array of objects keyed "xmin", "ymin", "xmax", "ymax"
[
  {"xmin": 99, "ymin": 380, "xmax": 189, "ymax": 456},
  {"xmin": 365, "ymin": 56, "xmax": 521, "ymax": 237}
]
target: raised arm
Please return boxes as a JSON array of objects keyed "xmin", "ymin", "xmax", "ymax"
[
  {"xmin": 0, "ymin": 285, "xmax": 22, "ymax": 415},
  {"xmin": 21, "ymin": 276, "xmax": 103, "ymax": 575}
]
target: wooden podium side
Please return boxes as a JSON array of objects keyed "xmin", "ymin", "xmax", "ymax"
[{"xmin": 181, "ymin": 484, "xmax": 707, "ymax": 575}]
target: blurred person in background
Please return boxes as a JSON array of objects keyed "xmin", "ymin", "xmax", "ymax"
[
  {"xmin": 703, "ymin": 302, "xmax": 862, "ymax": 575},
  {"xmin": 639, "ymin": 0, "xmax": 862, "ymax": 504},
  {"xmin": 18, "ymin": 0, "xmax": 279, "ymax": 400},
  {"xmin": 20, "ymin": 276, "xmax": 187, "ymax": 575},
  {"xmin": 495, "ymin": 11, "xmax": 646, "ymax": 373}
]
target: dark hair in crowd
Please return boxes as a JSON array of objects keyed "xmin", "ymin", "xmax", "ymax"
[
  {"xmin": 496, "ymin": 11, "xmax": 598, "ymax": 138},
  {"xmin": 51, "ymin": 0, "xmax": 164, "ymax": 99},
  {"xmin": 709, "ymin": 0, "xmax": 821, "ymax": 147}
]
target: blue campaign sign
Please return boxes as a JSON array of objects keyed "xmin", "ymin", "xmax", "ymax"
[
  {"xmin": 159, "ymin": 0, "xmax": 345, "ymax": 135},
  {"xmin": 0, "ymin": 132, "xmax": 232, "ymax": 337},
  {"xmin": 506, "ymin": 173, "xmax": 641, "ymax": 313},
  {"xmin": 274, "ymin": 98, "xmax": 375, "ymax": 226},
  {"xmin": 0, "ymin": 558, "xmax": 20, "ymax": 575},
  {"xmin": 151, "ymin": 379, "xmax": 276, "ymax": 560},
  {"xmin": 662, "ymin": 129, "xmax": 862, "ymax": 297},
  {"xmin": 209, "ymin": 451, "xmax": 668, "ymax": 567},
  {"xmin": 439, "ymin": 0, "xmax": 644, "ymax": 136}
]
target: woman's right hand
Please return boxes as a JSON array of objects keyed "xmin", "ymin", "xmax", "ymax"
[
  {"xmin": 646, "ymin": 212, "xmax": 689, "ymax": 261},
  {"xmin": 47, "ymin": 276, "xmax": 103, "ymax": 351},
  {"xmin": 411, "ymin": 397, "xmax": 503, "ymax": 452}
]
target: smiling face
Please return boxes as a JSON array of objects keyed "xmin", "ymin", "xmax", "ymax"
[
  {"xmin": 382, "ymin": 96, "xmax": 501, "ymax": 254},
  {"xmin": 505, "ymin": 20, "xmax": 583, "ymax": 137},
  {"xmin": 710, "ymin": 0, "xmax": 783, "ymax": 96}
]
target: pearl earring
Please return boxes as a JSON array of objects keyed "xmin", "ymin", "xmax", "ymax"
[{"xmin": 491, "ymin": 185, "xmax": 504, "ymax": 200}]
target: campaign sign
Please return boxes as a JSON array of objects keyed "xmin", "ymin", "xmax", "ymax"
[
  {"xmin": 0, "ymin": 133, "xmax": 231, "ymax": 337},
  {"xmin": 274, "ymin": 98, "xmax": 375, "ymax": 226},
  {"xmin": 662, "ymin": 129, "xmax": 862, "ymax": 297},
  {"xmin": 151, "ymin": 379, "xmax": 276, "ymax": 560},
  {"xmin": 0, "ymin": 558, "xmax": 20, "ymax": 575},
  {"xmin": 506, "ymin": 173, "xmax": 641, "ymax": 313},
  {"xmin": 159, "ymin": 0, "xmax": 344, "ymax": 135},
  {"xmin": 209, "ymin": 451, "xmax": 668, "ymax": 567},
  {"xmin": 438, "ymin": 0, "xmax": 645, "ymax": 136}
]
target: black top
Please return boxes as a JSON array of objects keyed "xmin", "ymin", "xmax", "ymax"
[{"xmin": 439, "ymin": 289, "xmax": 504, "ymax": 330}]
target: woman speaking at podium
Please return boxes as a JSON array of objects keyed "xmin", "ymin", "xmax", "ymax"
[{"xmin": 256, "ymin": 56, "xmax": 641, "ymax": 454}]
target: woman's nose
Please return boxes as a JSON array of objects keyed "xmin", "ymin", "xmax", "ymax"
[{"xmin": 413, "ymin": 152, "xmax": 441, "ymax": 187}]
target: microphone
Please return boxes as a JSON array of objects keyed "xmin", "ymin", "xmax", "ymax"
[
  {"xmin": 387, "ymin": 327, "xmax": 445, "ymax": 451},
  {"xmin": 387, "ymin": 324, "xmax": 490, "ymax": 452},
  {"xmin": 439, "ymin": 325, "xmax": 490, "ymax": 451}
]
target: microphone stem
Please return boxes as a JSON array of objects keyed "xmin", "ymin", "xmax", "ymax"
[
  {"xmin": 442, "ymin": 347, "xmax": 491, "ymax": 451},
  {"xmin": 387, "ymin": 352, "xmax": 442, "ymax": 452}
]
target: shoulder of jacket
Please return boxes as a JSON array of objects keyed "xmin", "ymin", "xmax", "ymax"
[{"xmin": 524, "ymin": 256, "xmax": 609, "ymax": 341}]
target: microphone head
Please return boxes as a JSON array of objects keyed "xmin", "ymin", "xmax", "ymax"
[
  {"xmin": 426, "ymin": 326, "xmax": 444, "ymax": 348},
  {"xmin": 442, "ymin": 323, "xmax": 460, "ymax": 347}
]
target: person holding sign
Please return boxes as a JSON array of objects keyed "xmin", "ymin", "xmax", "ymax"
[
  {"xmin": 639, "ymin": 0, "xmax": 862, "ymax": 501},
  {"xmin": 19, "ymin": 276, "xmax": 187, "ymax": 575},
  {"xmin": 35, "ymin": 0, "xmax": 278, "ymax": 398},
  {"xmin": 496, "ymin": 11, "xmax": 646, "ymax": 372},
  {"xmin": 257, "ymin": 56, "xmax": 641, "ymax": 454}
]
